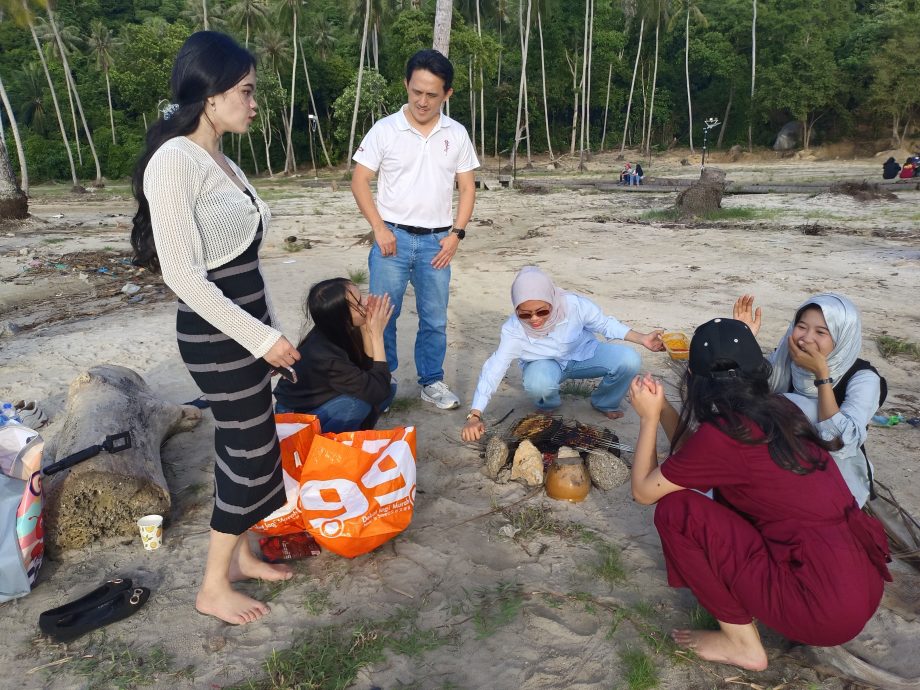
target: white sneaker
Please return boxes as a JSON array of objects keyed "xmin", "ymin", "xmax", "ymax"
[{"xmin": 420, "ymin": 381, "xmax": 460, "ymax": 410}]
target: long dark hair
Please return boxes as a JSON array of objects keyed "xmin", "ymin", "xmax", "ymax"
[
  {"xmin": 306, "ymin": 279, "xmax": 367, "ymax": 368},
  {"xmin": 671, "ymin": 358, "xmax": 840, "ymax": 474},
  {"xmin": 131, "ymin": 32, "xmax": 256, "ymax": 272}
]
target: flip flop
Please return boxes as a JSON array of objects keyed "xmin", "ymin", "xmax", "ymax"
[
  {"xmin": 183, "ymin": 396, "xmax": 210, "ymax": 410},
  {"xmin": 39, "ymin": 579, "xmax": 150, "ymax": 643}
]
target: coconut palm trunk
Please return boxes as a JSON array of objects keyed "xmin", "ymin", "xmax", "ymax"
[
  {"xmin": 619, "ymin": 17, "xmax": 644, "ymax": 156},
  {"xmin": 644, "ymin": 18, "xmax": 660, "ymax": 159},
  {"xmin": 511, "ymin": 0, "xmax": 532, "ymax": 173},
  {"xmin": 684, "ymin": 5, "xmax": 694, "ymax": 154},
  {"xmin": 0, "ymin": 72, "xmax": 29, "ymax": 195},
  {"xmin": 284, "ymin": 12, "xmax": 299, "ymax": 175},
  {"xmin": 578, "ymin": 0, "xmax": 590, "ymax": 169},
  {"xmin": 600, "ymin": 62, "xmax": 612, "ymax": 151},
  {"xmin": 537, "ymin": 8, "xmax": 554, "ymax": 163},
  {"xmin": 299, "ymin": 41, "xmax": 332, "ymax": 168},
  {"xmin": 749, "ymin": 0, "xmax": 756, "ymax": 152},
  {"xmin": 0, "ymin": 138, "xmax": 28, "ymax": 220},
  {"xmin": 47, "ymin": 6, "xmax": 102, "ymax": 185},
  {"xmin": 433, "ymin": 0, "xmax": 452, "ymax": 56},
  {"xmin": 24, "ymin": 12, "xmax": 78, "ymax": 189},
  {"xmin": 346, "ymin": 0, "xmax": 371, "ymax": 174}
]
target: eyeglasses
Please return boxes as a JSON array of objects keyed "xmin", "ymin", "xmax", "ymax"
[{"xmin": 516, "ymin": 307, "xmax": 552, "ymax": 320}]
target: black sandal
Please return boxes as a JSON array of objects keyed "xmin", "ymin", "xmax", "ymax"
[{"xmin": 39, "ymin": 579, "xmax": 150, "ymax": 643}]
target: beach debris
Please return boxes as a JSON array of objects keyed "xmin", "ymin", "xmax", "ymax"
[
  {"xmin": 498, "ymin": 524, "xmax": 521, "ymax": 539},
  {"xmin": 829, "ymin": 180, "xmax": 896, "ymax": 201},
  {"xmin": 483, "ymin": 435, "xmax": 510, "ymax": 479},
  {"xmin": 120, "ymin": 283, "xmax": 141, "ymax": 296},
  {"xmin": 42, "ymin": 365, "xmax": 202, "ymax": 551},
  {"xmin": 510, "ymin": 439, "xmax": 544, "ymax": 486},
  {"xmin": 586, "ymin": 450, "xmax": 630, "ymax": 490}
]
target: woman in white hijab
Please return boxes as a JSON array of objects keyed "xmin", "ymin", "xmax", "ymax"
[
  {"xmin": 461, "ymin": 266, "xmax": 664, "ymax": 442},
  {"xmin": 734, "ymin": 293, "xmax": 883, "ymax": 506}
]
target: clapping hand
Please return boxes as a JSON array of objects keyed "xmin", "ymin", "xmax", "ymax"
[
  {"xmin": 733, "ymin": 294, "xmax": 762, "ymax": 337},
  {"xmin": 628, "ymin": 373, "xmax": 665, "ymax": 420}
]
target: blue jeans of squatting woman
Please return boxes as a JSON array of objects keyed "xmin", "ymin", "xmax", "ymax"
[
  {"xmin": 275, "ymin": 386, "xmax": 395, "ymax": 433},
  {"xmin": 521, "ymin": 342, "xmax": 641, "ymax": 413},
  {"xmin": 368, "ymin": 225, "xmax": 451, "ymax": 386}
]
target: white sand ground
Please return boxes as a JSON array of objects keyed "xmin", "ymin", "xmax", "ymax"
[{"xmin": 1, "ymin": 149, "xmax": 919, "ymax": 689}]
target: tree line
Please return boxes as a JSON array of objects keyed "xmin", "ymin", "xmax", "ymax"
[{"xmin": 1, "ymin": 0, "xmax": 918, "ymax": 197}]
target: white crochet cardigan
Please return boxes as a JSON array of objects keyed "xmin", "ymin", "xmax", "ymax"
[{"xmin": 144, "ymin": 136, "xmax": 281, "ymax": 358}]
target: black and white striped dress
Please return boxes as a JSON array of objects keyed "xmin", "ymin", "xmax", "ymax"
[{"xmin": 175, "ymin": 206, "xmax": 284, "ymax": 535}]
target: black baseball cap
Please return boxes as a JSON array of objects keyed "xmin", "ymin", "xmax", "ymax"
[{"xmin": 689, "ymin": 318, "xmax": 765, "ymax": 379}]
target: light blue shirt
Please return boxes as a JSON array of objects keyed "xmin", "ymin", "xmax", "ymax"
[
  {"xmin": 471, "ymin": 293, "xmax": 631, "ymax": 412},
  {"xmin": 781, "ymin": 369, "xmax": 881, "ymax": 507}
]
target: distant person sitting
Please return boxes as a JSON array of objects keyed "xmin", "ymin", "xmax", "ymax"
[
  {"xmin": 631, "ymin": 163, "xmax": 644, "ymax": 186},
  {"xmin": 619, "ymin": 163, "xmax": 633, "ymax": 185},
  {"xmin": 881, "ymin": 157, "xmax": 900, "ymax": 180},
  {"xmin": 899, "ymin": 160, "xmax": 916, "ymax": 179}
]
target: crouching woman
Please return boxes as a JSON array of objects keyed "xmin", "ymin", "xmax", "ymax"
[
  {"xmin": 274, "ymin": 278, "xmax": 395, "ymax": 432},
  {"xmin": 628, "ymin": 318, "xmax": 890, "ymax": 671}
]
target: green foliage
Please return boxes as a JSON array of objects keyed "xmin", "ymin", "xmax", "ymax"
[
  {"xmin": 109, "ymin": 21, "xmax": 189, "ymax": 118},
  {"xmin": 876, "ymin": 335, "xmax": 920, "ymax": 362},
  {"xmin": 619, "ymin": 648, "xmax": 660, "ymax": 690},
  {"xmin": 331, "ymin": 69, "xmax": 393, "ymax": 147}
]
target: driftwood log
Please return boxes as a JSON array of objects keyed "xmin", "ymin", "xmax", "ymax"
[
  {"xmin": 675, "ymin": 167, "xmax": 726, "ymax": 217},
  {"xmin": 43, "ymin": 365, "xmax": 202, "ymax": 551}
]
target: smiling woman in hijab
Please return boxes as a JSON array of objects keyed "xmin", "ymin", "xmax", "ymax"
[
  {"xmin": 460, "ymin": 266, "xmax": 664, "ymax": 442},
  {"xmin": 734, "ymin": 293, "xmax": 884, "ymax": 506}
]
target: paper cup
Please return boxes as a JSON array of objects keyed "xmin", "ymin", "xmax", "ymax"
[{"xmin": 137, "ymin": 514, "xmax": 163, "ymax": 551}]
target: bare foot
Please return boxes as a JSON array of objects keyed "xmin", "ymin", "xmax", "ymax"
[
  {"xmin": 229, "ymin": 542, "xmax": 294, "ymax": 583},
  {"xmin": 196, "ymin": 586, "xmax": 270, "ymax": 625},
  {"xmin": 671, "ymin": 629, "xmax": 768, "ymax": 671},
  {"xmin": 601, "ymin": 410, "xmax": 625, "ymax": 420}
]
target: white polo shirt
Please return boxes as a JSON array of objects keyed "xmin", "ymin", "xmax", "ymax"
[{"xmin": 353, "ymin": 106, "xmax": 479, "ymax": 228}]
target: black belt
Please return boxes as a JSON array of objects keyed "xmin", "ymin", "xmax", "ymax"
[{"xmin": 385, "ymin": 222, "xmax": 452, "ymax": 235}]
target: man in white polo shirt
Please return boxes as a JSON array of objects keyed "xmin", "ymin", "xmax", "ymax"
[{"xmin": 352, "ymin": 49, "xmax": 479, "ymax": 410}]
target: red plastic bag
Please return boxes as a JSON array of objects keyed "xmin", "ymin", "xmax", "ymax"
[
  {"xmin": 251, "ymin": 414, "xmax": 321, "ymax": 536},
  {"xmin": 298, "ymin": 426, "xmax": 417, "ymax": 557}
]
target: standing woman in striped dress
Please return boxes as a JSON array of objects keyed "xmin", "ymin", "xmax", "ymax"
[{"xmin": 130, "ymin": 32, "xmax": 300, "ymax": 625}]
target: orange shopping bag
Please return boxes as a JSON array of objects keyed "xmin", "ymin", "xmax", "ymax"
[
  {"xmin": 298, "ymin": 426, "xmax": 417, "ymax": 557},
  {"xmin": 251, "ymin": 413, "xmax": 321, "ymax": 536}
]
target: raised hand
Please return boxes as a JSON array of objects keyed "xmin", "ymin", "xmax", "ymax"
[
  {"xmin": 733, "ymin": 295, "xmax": 762, "ymax": 337},
  {"xmin": 364, "ymin": 292, "xmax": 394, "ymax": 337}
]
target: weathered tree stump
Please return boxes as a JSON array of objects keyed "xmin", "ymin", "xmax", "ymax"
[
  {"xmin": 675, "ymin": 167, "xmax": 726, "ymax": 218},
  {"xmin": 42, "ymin": 365, "xmax": 202, "ymax": 551}
]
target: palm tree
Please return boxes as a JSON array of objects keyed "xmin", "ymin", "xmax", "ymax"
[
  {"xmin": 298, "ymin": 40, "xmax": 333, "ymax": 168},
  {"xmin": 619, "ymin": 9, "xmax": 644, "ymax": 156},
  {"xmin": 312, "ymin": 12, "xmax": 337, "ymax": 59},
  {"xmin": 87, "ymin": 20, "xmax": 117, "ymax": 145},
  {"xmin": 536, "ymin": 2, "xmax": 555, "ymax": 164},
  {"xmin": 346, "ymin": 0, "xmax": 371, "ymax": 174},
  {"xmin": 749, "ymin": 0, "xmax": 756, "ymax": 152},
  {"xmin": 643, "ymin": 0, "xmax": 669, "ymax": 159},
  {"xmin": 228, "ymin": 0, "xmax": 268, "ymax": 47},
  {"xmin": 255, "ymin": 25, "xmax": 291, "ymax": 172},
  {"xmin": 0, "ymin": 134, "xmax": 28, "ymax": 219},
  {"xmin": 668, "ymin": 0, "xmax": 706, "ymax": 154},
  {"xmin": 433, "ymin": 0, "xmax": 452, "ymax": 56},
  {"xmin": 46, "ymin": 2, "xmax": 103, "ymax": 185},
  {"xmin": 36, "ymin": 17, "xmax": 81, "ymax": 164},
  {"xmin": 0, "ymin": 72, "xmax": 29, "ymax": 198},
  {"xmin": 511, "ymin": 0, "xmax": 532, "ymax": 173},
  {"xmin": 276, "ymin": 0, "xmax": 303, "ymax": 175},
  {"xmin": 18, "ymin": 0, "xmax": 80, "ymax": 190}
]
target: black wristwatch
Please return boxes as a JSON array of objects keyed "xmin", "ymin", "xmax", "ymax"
[
  {"xmin": 814, "ymin": 377, "xmax": 834, "ymax": 386},
  {"xmin": 451, "ymin": 227, "xmax": 466, "ymax": 239}
]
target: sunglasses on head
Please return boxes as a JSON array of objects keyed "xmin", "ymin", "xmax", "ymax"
[{"xmin": 516, "ymin": 307, "xmax": 552, "ymax": 320}]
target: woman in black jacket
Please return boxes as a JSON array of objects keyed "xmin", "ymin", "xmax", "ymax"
[
  {"xmin": 882, "ymin": 157, "xmax": 900, "ymax": 180},
  {"xmin": 274, "ymin": 278, "xmax": 395, "ymax": 431}
]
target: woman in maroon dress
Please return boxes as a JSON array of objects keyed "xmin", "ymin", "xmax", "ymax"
[{"xmin": 628, "ymin": 318, "xmax": 890, "ymax": 671}]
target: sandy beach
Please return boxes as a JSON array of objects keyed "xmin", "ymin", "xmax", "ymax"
[{"xmin": 1, "ymin": 149, "xmax": 919, "ymax": 689}]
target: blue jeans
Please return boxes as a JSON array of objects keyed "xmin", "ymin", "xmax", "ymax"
[
  {"xmin": 521, "ymin": 342, "xmax": 641, "ymax": 413},
  {"xmin": 275, "ymin": 395, "xmax": 386, "ymax": 433},
  {"xmin": 369, "ymin": 225, "xmax": 451, "ymax": 386}
]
